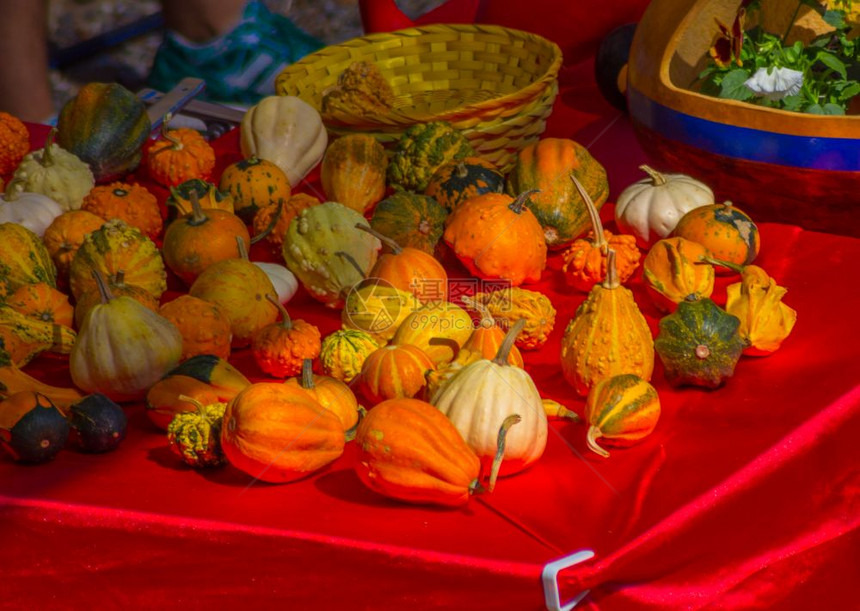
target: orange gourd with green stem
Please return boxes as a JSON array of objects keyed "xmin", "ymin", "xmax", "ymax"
[
  {"xmin": 146, "ymin": 114, "xmax": 216, "ymax": 187},
  {"xmin": 642, "ymin": 236, "xmax": 715, "ymax": 313},
  {"xmin": 219, "ymin": 155, "xmax": 292, "ymax": 223},
  {"xmin": 284, "ymin": 359, "xmax": 364, "ymax": 440},
  {"xmin": 584, "ymin": 373, "xmax": 661, "ymax": 458},
  {"xmin": 251, "ymin": 294, "xmax": 321, "ymax": 378},
  {"xmin": 357, "ymin": 343, "xmax": 436, "ymax": 406}
]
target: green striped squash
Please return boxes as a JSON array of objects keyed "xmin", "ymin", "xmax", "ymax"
[
  {"xmin": 584, "ymin": 373, "xmax": 661, "ymax": 458},
  {"xmin": 424, "ymin": 157, "xmax": 505, "ymax": 211},
  {"xmin": 369, "ymin": 192, "xmax": 448, "ymax": 256},
  {"xmin": 0, "ymin": 223, "xmax": 57, "ymax": 299}
]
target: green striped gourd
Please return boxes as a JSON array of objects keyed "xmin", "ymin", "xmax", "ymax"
[{"xmin": 584, "ymin": 373, "xmax": 661, "ymax": 458}]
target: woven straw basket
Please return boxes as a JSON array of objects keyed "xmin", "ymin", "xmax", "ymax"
[{"xmin": 274, "ymin": 23, "xmax": 562, "ymax": 173}]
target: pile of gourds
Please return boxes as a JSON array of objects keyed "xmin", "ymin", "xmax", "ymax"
[{"xmin": 0, "ymin": 80, "xmax": 797, "ymax": 507}]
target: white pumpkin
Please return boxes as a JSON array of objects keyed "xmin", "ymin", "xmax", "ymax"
[
  {"xmin": 252, "ymin": 261, "xmax": 299, "ymax": 304},
  {"xmin": 240, "ymin": 95, "xmax": 328, "ymax": 187},
  {"xmin": 431, "ymin": 320, "xmax": 547, "ymax": 478},
  {"xmin": 0, "ymin": 181, "xmax": 64, "ymax": 237},
  {"xmin": 615, "ymin": 165, "xmax": 714, "ymax": 249}
]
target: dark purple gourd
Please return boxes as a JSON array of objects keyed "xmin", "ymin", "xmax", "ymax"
[
  {"xmin": 0, "ymin": 391, "xmax": 70, "ymax": 463},
  {"xmin": 68, "ymin": 393, "xmax": 127, "ymax": 453}
]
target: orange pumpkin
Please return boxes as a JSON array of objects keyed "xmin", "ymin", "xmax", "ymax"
[
  {"xmin": 442, "ymin": 190, "xmax": 547, "ymax": 286},
  {"xmin": 7, "ymin": 282, "xmax": 74, "ymax": 328},
  {"xmin": 357, "ymin": 343, "xmax": 436, "ymax": 406},
  {"xmin": 672, "ymin": 201, "xmax": 760, "ymax": 270},
  {"xmin": 42, "ymin": 210, "xmax": 106, "ymax": 282},
  {"xmin": 220, "ymin": 382, "xmax": 346, "ymax": 483},
  {"xmin": 145, "ymin": 118, "xmax": 216, "ymax": 187},
  {"xmin": 284, "ymin": 359, "xmax": 363, "ymax": 437},
  {"xmin": 561, "ymin": 174, "xmax": 641, "ymax": 292},
  {"xmin": 158, "ymin": 294, "xmax": 233, "ymax": 361},
  {"xmin": 250, "ymin": 295, "xmax": 321, "ymax": 378},
  {"xmin": 642, "ymin": 236, "xmax": 715, "ymax": 313},
  {"xmin": 81, "ymin": 182, "xmax": 162, "ymax": 241},
  {"xmin": 219, "ymin": 155, "xmax": 292, "ymax": 224}
]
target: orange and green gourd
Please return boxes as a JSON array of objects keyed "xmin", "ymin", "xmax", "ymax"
[
  {"xmin": 584, "ymin": 373, "xmax": 661, "ymax": 458},
  {"xmin": 424, "ymin": 156, "xmax": 505, "ymax": 211},
  {"xmin": 219, "ymin": 155, "xmax": 292, "ymax": 224}
]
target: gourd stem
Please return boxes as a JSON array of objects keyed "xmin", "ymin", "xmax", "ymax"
[
  {"xmin": 702, "ymin": 256, "xmax": 744, "ymax": 274},
  {"xmin": 355, "ymin": 223, "xmax": 401, "ymax": 254},
  {"xmin": 250, "ymin": 200, "xmax": 282, "ymax": 245},
  {"xmin": 187, "ymin": 189, "xmax": 209, "ymax": 226},
  {"xmin": 639, "ymin": 164, "xmax": 667, "ymax": 186},
  {"xmin": 41, "ymin": 128, "xmax": 58, "ymax": 167},
  {"xmin": 344, "ymin": 406, "xmax": 367, "ymax": 443},
  {"xmin": 492, "ymin": 318, "xmax": 526, "ymax": 366},
  {"xmin": 461, "ymin": 295, "xmax": 494, "ymax": 329},
  {"xmin": 235, "ymin": 235, "xmax": 250, "ymax": 261},
  {"xmin": 113, "ymin": 270, "xmax": 126, "ymax": 285},
  {"xmin": 509, "ymin": 189, "xmax": 540, "ymax": 214},
  {"xmin": 488, "ymin": 414, "xmax": 521, "ymax": 492},
  {"xmin": 160, "ymin": 113, "xmax": 184, "ymax": 150},
  {"xmin": 335, "ymin": 250, "xmax": 367, "ymax": 280},
  {"xmin": 586, "ymin": 426, "xmax": 610, "ymax": 458},
  {"xmin": 177, "ymin": 394, "xmax": 212, "ymax": 422},
  {"xmin": 570, "ymin": 172, "xmax": 606, "ymax": 250},
  {"xmin": 90, "ymin": 267, "xmax": 114, "ymax": 304},
  {"xmin": 603, "ymin": 248, "xmax": 620, "ymax": 290},
  {"xmin": 300, "ymin": 358, "xmax": 315, "ymax": 390},
  {"xmin": 266, "ymin": 293, "xmax": 293, "ymax": 331},
  {"xmin": 455, "ymin": 161, "xmax": 468, "ymax": 178}
]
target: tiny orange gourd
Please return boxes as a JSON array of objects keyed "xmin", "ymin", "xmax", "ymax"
[
  {"xmin": 284, "ymin": 359, "xmax": 363, "ymax": 438},
  {"xmin": 251, "ymin": 295, "xmax": 321, "ymax": 378},
  {"xmin": 81, "ymin": 182, "xmax": 162, "ymax": 241},
  {"xmin": 219, "ymin": 155, "xmax": 292, "ymax": 224},
  {"xmin": 0, "ymin": 112, "xmax": 30, "ymax": 177},
  {"xmin": 357, "ymin": 343, "xmax": 436, "ymax": 406},
  {"xmin": 672, "ymin": 201, "xmax": 760, "ymax": 270},
  {"xmin": 158, "ymin": 294, "xmax": 233, "ymax": 361},
  {"xmin": 42, "ymin": 209, "xmax": 106, "ymax": 283},
  {"xmin": 146, "ymin": 116, "xmax": 216, "ymax": 187}
]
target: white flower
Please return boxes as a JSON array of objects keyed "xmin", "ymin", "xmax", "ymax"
[{"xmin": 744, "ymin": 67, "xmax": 804, "ymax": 100}]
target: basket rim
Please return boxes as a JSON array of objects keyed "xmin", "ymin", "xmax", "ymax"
[{"xmin": 277, "ymin": 22, "xmax": 563, "ymax": 129}]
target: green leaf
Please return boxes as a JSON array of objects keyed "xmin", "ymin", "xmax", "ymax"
[
  {"xmin": 805, "ymin": 103, "xmax": 825, "ymax": 114},
  {"xmin": 719, "ymin": 69, "xmax": 755, "ymax": 100},
  {"xmin": 821, "ymin": 103, "xmax": 846, "ymax": 115},
  {"xmin": 816, "ymin": 51, "xmax": 848, "ymax": 79},
  {"xmin": 822, "ymin": 9, "xmax": 848, "ymax": 29}
]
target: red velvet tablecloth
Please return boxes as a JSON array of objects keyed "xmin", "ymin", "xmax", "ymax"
[{"xmin": 2, "ymin": 55, "xmax": 859, "ymax": 611}]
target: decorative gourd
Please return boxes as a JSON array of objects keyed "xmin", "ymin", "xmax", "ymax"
[
  {"xmin": 42, "ymin": 210, "xmax": 105, "ymax": 281},
  {"xmin": 81, "ymin": 182, "xmax": 162, "ymax": 240},
  {"xmin": 505, "ymin": 137, "xmax": 609, "ymax": 249},
  {"xmin": 73, "ymin": 269, "xmax": 159, "ymax": 329},
  {"xmin": 425, "ymin": 156, "xmax": 505, "ymax": 211},
  {"xmin": 285, "ymin": 359, "xmax": 363, "ymax": 440},
  {"xmin": 654, "ymin": 297, "xmax": 745, "ymax": 388},
  {"xmin": 358, "ymin": 224, "xmax": 448, "ymax": 304},
  {"xmin": 158, "ymin": 294, "xmax": 233, "ymax": 361},
  {"xmin": 240, "ymin": 95, "xmax": 328, "ymax": 187},
  {"xmin": 320, "ymin": 134, "xmax": 387, "ymax": 213},
  {"xmin": 318, "ymin": 329, "xmax": 379, "ymax": 384},
  {"xmin": 0, "ymin": 337, "xmax": 83, "ymax": 410},
  {"xmin": 12, "ymin": 128, "xmax": 94, "ymax": 212},
  {"xmin": 70, "ymin": 270, "xmax": 182, "ymax": 401},
  {"xmin": 387, "ymin": 121, "xmax": 474, "ymax": 192},
  {"xmin": 166, "ymin": 354, "xmax": 252, "ymax": 395},
  {"xmin": 431, "ymin": 319, "xmax": 545, "ymax": 477},
  {"xmin": 561, "ymin": 174, "xmax": 640, "ymax": 292},
  {"xmin": 145, "ymin": 115, "xmax": 216, "ymax": 187},
  {"xmin": 369, "ymin": 192, "xmax": 448, "ymax": 255},
  {"xmin": 358, "ymin": 343, "xmax": 436, "ymax": 405},
  {"xmin": 315, "ymin": 60, "xmax": 395, "ymax": 118},
  {"xmin": 219, "ymin": 155, "xmax": 292, "ymax": 223},
  {"xmin": 7, "ymin": 282, "xmax": 74, "ymax": 328},
  {"xmin": 167, "ymin": 395, "xmax": 228, "ymax": 468},
  {"xmin": 251, "ymin": 294, "xmax": 321, "ymax": 378},
  {"xmin": 672, "ymin": 201, "xmax": 760, "ymax": 270},
  {"xmin": 67, "ymin": 393, "xmax": 127, "ymax": 453},
  {"xmin": 471, "ymin": 286, "xmax": 557, "ymax": 351},
  {"xmin": 166, "ymin": 178, "xmax": 235, "ymax": 220},
  {"xmin": 560, "ymin": 250, "xmax": 655, "ymax": 396},
  {"xmin": 282, "ymin": 201, "xmax": 381, "ymax": 309},
  {"xmin": 161, "ymin": 191, "xmax": 251, "ymax": 285},
  {"xmin": 220, "ymin": 382, "xmax": 345, "ymax": 483},
  {"xmin": 0, "ymin": 111, "xmax": 29, "ymax": 176},
  {"xmin": 723, "ymin": 263, "xmax": 797, "ymax": 356},
  {"xmin": 0, "ymin": 179, "xmax": 64, "ymax": 237},
  {"xmin": 584, "ymin": 374, "xmax": 661, "ymax": 458},
  {"xmin": 145, "ymin": 373, "xmax": 242, "ymax": 431},
  {"xmin": 0, "ymin": 391, "xmax": 69, "ymax": 463},
  {"xmin": 424, "ymin": 349, "xmax": 483, "ymax": 402},
  {"xmin": 615, "ymin": 165, "xmax": 715, "ymax": 249},
  {"xmin": 55, "ymin": 81, "xmax": 151, "ymax": 181},
  {"xmin": 459, "ymin": 296, "xmax": 524, "ymax": 367},
  {"xmin": 251, "ymin": 193, "xmax": 321, "ymax": 255},
  {"xmin": 0, "ymin": 303, "xmax": 76, "ymax": 367},
  {"xmin": 642, "ymin": 236, "xmax": 715, "ymax": 313},
  {"xmin": 443, "ymin": 190, "xmax": 547, "ymax": 286},
  {"xmin": 391, "ymin": 300, "xmax": 474, "ymax": 366},
  {"xmin": 188, "ymin": 238, "xmax": 279, "ymax": 347},
  {"xmin": 341, "ymin": 275, "xmax": 419, "ymax": 344},
  {"xmin": 0, "ymin": 222, "xmax": 57, "ymax": 299},
  {"xmin": 68, "ymin": 219, "xmax": 167, "ymax": 301},
  {"xmin": 251, "ymin": 261, "xmax": 298, "ymax": 305},
  {"xmin": 353, "ymin": 398, "xmax": 489, "ymax": 506}
]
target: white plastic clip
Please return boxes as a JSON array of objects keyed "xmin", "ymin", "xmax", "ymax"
[{"xmin": 541, "ymin": 549, "xmax": 595, "ymax": 611}]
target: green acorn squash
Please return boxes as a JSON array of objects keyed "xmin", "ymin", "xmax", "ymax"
[
  {"xmin": 424, "ymin": 157, "xmax": 505, "ymax": 211},
  {"xmin": 369, "ymin": 192, "xmax": 448, "ymax": 255},
  {"xmin": 387, "ymin": 121, "xmax": 474, "ymax": 192},
  {"xmin": 654, "ymin": 297, "xmax": 745, "ymax": 389}
]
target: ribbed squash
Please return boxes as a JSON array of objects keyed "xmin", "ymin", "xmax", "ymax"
[
  {"xmin": 42, "ymin": 210, "xmax": 106, "ymax": 282},
  {"xmin": 68, "ymin": 219, "xmax": 167, "ymax": 301},
  {"xmin": 505, "ymin": 137, "xmax": 609, "ymax": 249},
  {"xmin": 643, "ymin": 236, "xmax": 715, "ymax": 313},
  {"xmin": 560, "ymin": 250, "xmax": 655, "ymax": 396},
  {"xmin": 221, "ymin": 382, "xmax": 346, "ymax": 483},
  {"xmin": 353, "ymin": 398, "xmax": 483, "ymax": 506},
  {"xmin": 357, "ymin": 343, "xmax": 436, "ymax": 405},
  {"xmin": 584, "ymin": 374, "xmax": 661, "ymax": 458},
  {"xmin": 654, "ymin": 297, "xmax": 745, "ymax": 389},
  {"xmin": 318, "ymin": 329, "xmax": 379, "ymax": 384},
  {"xmin": 285, "ymin": 359, "xmax": 363, "ymax": 439},
  {"xmin": 424, "ymin": 156, "xmax": 505, "ymax": 211},
  {"xmin": 0, "ymin": 223, "xmax": 57, "ymax": 299},
  {"xmin": 56, "ymin": 82, "xmax": 151, "ymax": 181},
  {"xmin": 390, "ymin": 300, "xmax": 474, "ymax": 366},
  {"xmin": 459, "ymin": 296, "xmax": 524, "ymax": 367},
  {"xmin": 219, "ymin": 155, "xmax": 292, "ymax": 224},
  {"xmin": 369, "ymin": 192, "xmax": 448, "ymax": 255},
  {"xmin": 320, "ymin": 134, "xmax": 388, "ymax": 213}
]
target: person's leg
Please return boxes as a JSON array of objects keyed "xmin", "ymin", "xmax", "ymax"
[{"xmin": 0, "ymin": 0, "xmax": 54, "ymax": 122}]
